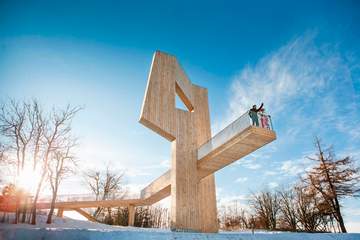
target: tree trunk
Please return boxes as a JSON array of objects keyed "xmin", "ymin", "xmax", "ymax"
[
  {"xmin": 46, "ymin": 197, "xmax": 56, "ymax": 223},
  {"xmin": 21, "ymin": 198, "xmax": 27, "ymax": 223},
  {"xmin": 14, "ymin": 197, "xmax": 20, "ymax": 224},
  {"xmin": 335, "ymin": 199, "xmax": 347, "ymax": 233},
  {"xmin": 31, "ymin": 200, "xmax": 37, "ymax": 225},
  {"xmin": 31, "ymin": 172, "xmax": 46, "ymax": 225},
  {"xmin": 47, "ymin": 188, "xmax": 58, "ymax": 224}
]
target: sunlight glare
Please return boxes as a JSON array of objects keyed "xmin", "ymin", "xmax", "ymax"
[{"xmin": 16, "ymin": 167, "xmax": 41, "ymax": 193}]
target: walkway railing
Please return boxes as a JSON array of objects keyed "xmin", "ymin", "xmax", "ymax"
[
  {"xmin": 198, "ymin": 110, "xmax": 273, "ymax": 160},
  {"xmin": 37, "ymin": 192, "xmax": 128, "ymax": 203}
]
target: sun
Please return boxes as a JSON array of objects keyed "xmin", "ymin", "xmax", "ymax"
[{"xmin": 16, "ymin": 167, "xmax": 42, "ymax": 193}]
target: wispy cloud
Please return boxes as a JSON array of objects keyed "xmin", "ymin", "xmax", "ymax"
[
  {"xmin": 280, "ymin": 160, "xmax": 303, "ymax": 176},
  {"xmin": 217, "ymin": 194, "xmax": 252, "ymax": 212},
  {"xmin": 226, "ymin": 32, "xmax": 345, "ymax": 117},
  {"xmin": 235, "ymin": 177, "xmax": 248, "ymax": 183},
  {"xmin": 268, "ymin": 182, "xmax": 279, "ymax": 189},
  {"xmin": 264, "ymin": 170, "xmax": 278, "ymax": 176},
  {"xmin": 236, "ymin": 157, "xmax": 262, "ymax": 170},
  {"xmin": 280, "ymin": 157, "xmax": 314, "ymax": 177},
  {"xmin": 216, "ymin": 32, "xmax": 360, "ymax": 145}
]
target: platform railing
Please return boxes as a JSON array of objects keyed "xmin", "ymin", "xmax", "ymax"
[
  {"xmin": 37, "ymin": 192, "xmax": 128, "ymax": 203},
  {"xmin": 37, "ymin": 194, "xmax": 96, "ymax": 203},
  {"xmin": 198, "ymin": 110, "xmax": 273, "ymax": 160},
  {"xmin": 255, "ymin": 112, "xmax": 273, "ymax": 131}
]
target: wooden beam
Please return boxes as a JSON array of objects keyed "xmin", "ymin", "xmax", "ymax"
[
  {"xmin": 128, "ymin": 205, "xmax": 135, "ymax": 226},
  {"xmin": 35, "ymin": 198, "xmax": 146, "ymax": 210},
  {"xmin": 139, "ymin": 51, "xmax": 177, "ymax": 141},
  {"xmin": 57, "ymin": 208, "xmax": 64, "ymax": 217},
  {"xmin": 197, "ymin": 127, "xmax": 276, "ymax": 178},
  {"xmin": 140, "ymin": 170, "xmax": 171, "ymax": 200},
  {"xmin": 192, "ymin": 85, "xmax": 218, "ymax": 233},
  {"xmin": 73, "ymin": 208, "xmax": 97, "ymax": 222}
]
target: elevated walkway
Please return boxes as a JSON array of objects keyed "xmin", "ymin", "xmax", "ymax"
[{"xmin": 140, "ymin": 112, "xmax": 276, "ymax": 203}]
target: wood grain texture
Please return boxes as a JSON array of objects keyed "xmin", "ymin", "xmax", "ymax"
[
  {"xmin": 170, "ymin": 109, "xmax": 200, "ymax": 231},
  {"xmin": 139, "ymin": 51, "xmax": 176, "ymax": 141},
  {"xmin": 192, "ymin": 85, "xmax": 218, "ymax": 233}
]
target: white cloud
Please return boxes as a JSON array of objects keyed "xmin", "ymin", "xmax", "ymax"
[
  {"xmin": 264, "ymin": 170, "xmax": 278, "ymax": 176},
  {"xmin": 124, "ymin": 183, "xmax": 146, "ymax": 198},
  {"xmin": 235, "ymin": 177, "xmax": 248, "ymax": 183},
  {"xmin": 125, "ymin": 168, "xmax": 152, "ymax": 177},
  {"xmin": 223, "ymin": 33, "xmax": 332, "ymax": 124},
  {"xmin": 232, "ymin": 151, "xmax": 275, "ymax": 173},
  {"xmin": 217, "ymin": 194, "xmax": 249, "ymax": 206},
  {"xmin": 236, "ymin": 157, "xmax": 262, "ymax": 170},
  {"xmin": 280, "ymin": 160, "xmax": 304, "ymax": 176},
  {"xmin": 246, "ymin": 163, "xmax": 262, "ymax": 170},
  {"xmin": 268, "ymin": 182, "xmax": 279, "ymax": 189},
  {"xmin": 280, "ymin": 158, "xmax": 313, "ymax": 176}
]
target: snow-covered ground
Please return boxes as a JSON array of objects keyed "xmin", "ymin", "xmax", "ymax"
[{"xmin": 1, "ymin": 215, "xmax": 359, "ymax": 240}]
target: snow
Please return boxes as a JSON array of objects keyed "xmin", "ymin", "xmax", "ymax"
[{"xmin": 1, "ymin": 215, "xmax": 359, "ymax": 240}]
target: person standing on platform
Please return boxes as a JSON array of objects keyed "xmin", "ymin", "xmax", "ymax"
[
  {"xmin": 260, "ymin": 108, "xmax": 270, "ymax": 129},
  {"xmin": 249, "ymin": 102, "xmax": 264, "ymax": 126}
]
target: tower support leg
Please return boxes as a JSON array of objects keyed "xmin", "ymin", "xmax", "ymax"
[
  {"xmin": 57, "ymin": 208, "xmax": 64, "ymax": 217},
  {"xmin": 128, "ymin": 205, "xmax": 135, "ymax": 226}
]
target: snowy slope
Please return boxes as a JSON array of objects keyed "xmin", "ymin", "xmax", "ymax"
[{"xmin": 1, "ymin": 215, "xmax": 359, "ymax": 240}]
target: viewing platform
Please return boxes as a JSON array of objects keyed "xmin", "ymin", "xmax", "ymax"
[{"xmin": 140, "ymin": 111, "xmax": 276, "ymax": 203}]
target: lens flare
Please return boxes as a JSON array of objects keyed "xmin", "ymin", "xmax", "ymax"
[{"xmin": 16, "ymin": 167, "xmax": 41, "ymax": 193}]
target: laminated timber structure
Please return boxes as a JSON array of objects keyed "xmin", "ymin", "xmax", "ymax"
[
  {"xmin": 0, "ymin": 51, "xmax": 276, "ymax": 232},
  {"xmin": 138, "ymin": 51, "xmax": 276, "ymax": 232}
]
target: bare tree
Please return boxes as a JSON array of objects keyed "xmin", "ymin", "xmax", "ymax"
[
  {"xmin": 0, "ymin": 100, "xmax": 34, "ymax": 176},
  {"xmin": 0, "ymin": 100, "xmax": 36, "ymax": 224},
  {"xmin": 0, "ymin": 143, "xmax": 4, "ymax": 161},
  {"xmin": 85, "ymin": 167, "xmax": 127, "ymax": 221},
  {"xmin": 250, "ymin": 190, "xmax": 280, "ymax": 230},
  {"xmin": 0, "ymin": 100, "xmax": 81, "ymax": 225},
  {"xmin": 29, "ymin": 100, "xmax": 45, "ymax": 171},
  {"xmin": 218, "ymin": 200, "xmax": 249, "ymax": 231},
  {"xmin": 278, "ymin": 188, "xmax": 297, "ymax": 231},
  {"xmin": 46, "ymin": 141, "xmax": 77, "ymax": 224},
  {"xmin": 31, "ymin": 105, "xmax": 81, "ymax": 224},
  {"xmin": 304, "ymin": 137, "xmax": 360, "ymax": 233},
  {"xmin": 294, "ymin": 184, "xmax": 332, "ymax": 232}
]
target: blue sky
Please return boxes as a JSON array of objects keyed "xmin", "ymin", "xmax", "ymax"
[{"xmin": 1, "ymin": 0, "xmax": 360, "ymax": 232}]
